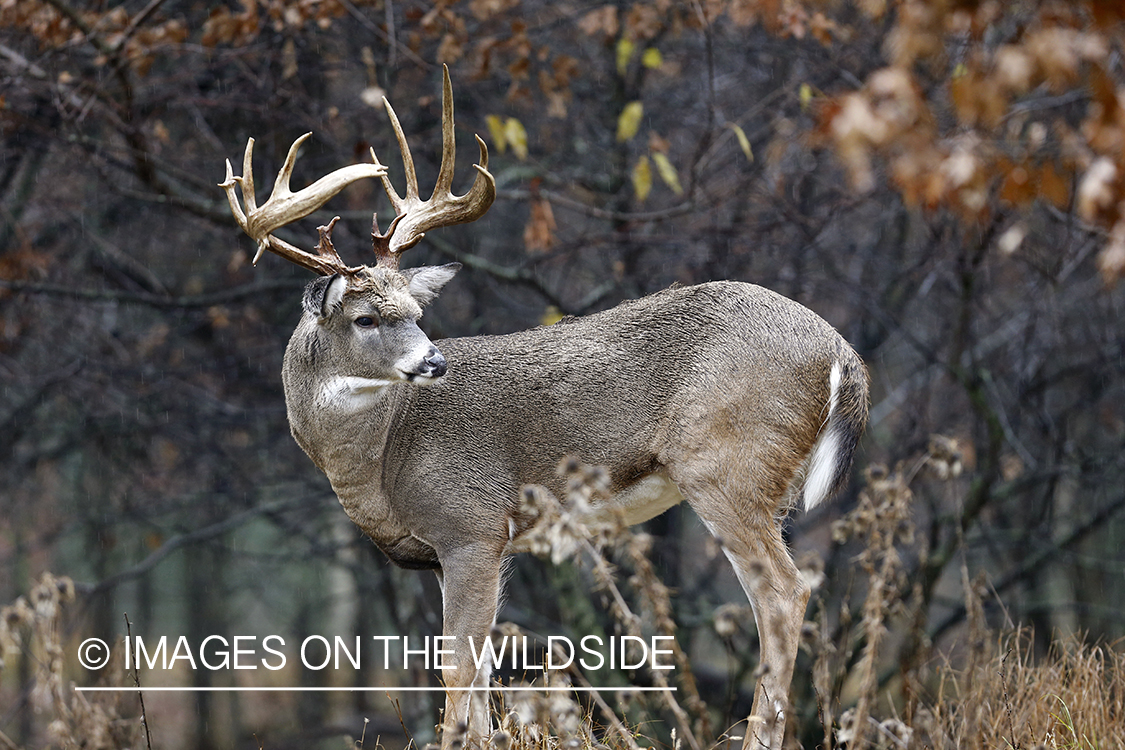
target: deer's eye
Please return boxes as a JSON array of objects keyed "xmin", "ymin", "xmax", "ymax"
[{"xmin": 354, "ymin": 315, "xmax": 379, "ymax": 328}]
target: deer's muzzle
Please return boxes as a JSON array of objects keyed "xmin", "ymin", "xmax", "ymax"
[{"xmin": 413, "ymin": 348, "xmax": 447, "ymax": 380}]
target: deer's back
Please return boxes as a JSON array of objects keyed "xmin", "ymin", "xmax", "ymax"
[{"xmin": 388, "ymin": 281, "xmax": 849, "ymax": 526}]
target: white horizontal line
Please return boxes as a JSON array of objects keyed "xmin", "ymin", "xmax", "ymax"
[{"xmin": 75, "ymin": 686, "xmax": 675, "ymax": 693}]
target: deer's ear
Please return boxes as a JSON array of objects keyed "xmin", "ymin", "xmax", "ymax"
[
  {"xmin": 401, "ymin": 263, "xmax": 460, "ymax": 306},
  {"xmin": 303, "ymin": 274, "xmax": 349, "ymax": 319}
]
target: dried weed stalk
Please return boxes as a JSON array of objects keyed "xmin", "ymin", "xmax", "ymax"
[
  {"xmin": 516, "ymin": 457, "xmax": 706, "ymax": 750},
  {"xmin": 0, "ymin": 572, "xmax": 141, "ymax": 749},
  {"xmin": 466, "ymin": 622, "xmax": 641, "ymax": 750},
  {"xmin": 815, "ymin": 436, "xmax": 965, "ymax": 748},
  {"xmin": 492, "ymin": 671, "xmax": 608, "ymax": 750},
  {"xmin": 828, "ymin": 460, "xmax": 915, "ymax": 749}
]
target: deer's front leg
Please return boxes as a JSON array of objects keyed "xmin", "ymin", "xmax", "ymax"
[{"xmin": 437, "ymin": 543, "xmax": 503, "ymax": 749}]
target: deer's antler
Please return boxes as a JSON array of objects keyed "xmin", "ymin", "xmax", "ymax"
[
  {"xmin": 370, "ymin": 65, "xmax": 496, "ymax": 269},
  {"xmin": 220, "ymin": 133, "xmax": 388, "ymax": 276},
  {"xmin": 220, "ymin": 66, "xmax": 495, "ymax": 275}
]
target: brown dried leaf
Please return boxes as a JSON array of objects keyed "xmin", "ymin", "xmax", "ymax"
[
  {"xmin": 544, "ymin": 89, "xmax": 568, "ymax": 118},
  {"xmin": 1038, "ymin": 161, "xmax": 1071, "ymax": 209},
  {"xmin": 281, "ymin": 37, "xmax": 298, "ymax": 80},
  {"xmin": 994, "ymin": 45, "xmax": 1035, "ymax": 94},
  {"xmin": 625, "ymin": 4, "xmax": 663, "ymax": 42},
  {"xmin": 779, "ymin": 3, "xmax": 809, "ymax": 40},
  {"xmin": 507, "ymin": 56, "xmax": 530, "ymax": 81},
  {"xmin": 437, "ymin": 32, "xmax": 465, "ymax": 63},
  {"xmin": 1077, "ymin": 158, "xmax": 1120, "ymax": 222},
  {"xmin": 577, "ymin": 5, "xmax": 618, "ymax": 38},
  {"xmin": 470, "ymin": 0, "xmax": 519, "ymax": 21},
  {"xmin": 857, "ymin": 0, "xmax": 886, "ymax": 19},
  {"xmin": 727, "ymin": 0, "xmax": 761, "ymax": 27},
  {"xmin": 1098, "ymin": 220, "xmax": 1125, "ymax": 286},
  {"xmin": 551, "ymin": 54, "xmax": 580, "ymax": 86},
  {"xmin": 950, "ymin": 70, "xmax": 1006, "ymax": 128},
  {"xmin": 999, "ymin": 160, "xmax": 1036, "ymax": 207},
  {"xmin": 523, "ymin": 198, "xmax": 556, "ymax": 254},
  {"xmin": 1090, "ymin": 0, "xmax": 1125, "ymax": 26},
  {"xmin": 810, "ymin": 12, "xmax": 837, "ymax": 45}
]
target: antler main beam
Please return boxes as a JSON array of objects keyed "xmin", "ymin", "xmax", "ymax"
[
  {"xmin": 220, "ymin": 66, "xmax": 495, "ymax": 276},
  {"xmin": 371, "ymin": 65, "xmax": 496, "ymax": 269},
  {"xmin": 220, "ymin": 134, "xmax": 388, "ymax": 276}
]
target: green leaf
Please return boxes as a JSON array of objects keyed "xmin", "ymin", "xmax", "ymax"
[
  {"xmin": 540, "ymin": 305, "xmax": 564, "ymax": 326},
  {"xmin": 726, "ymin": 123, "xmax": 754, "ymax": 162},
  {"xmin": 485, "ymin": 115, "xmax": 507, "ymax": 153},
  {"xmin": 631, "ymin": 156, "xmax": 652, "ymax": 202},
  {"xmin": 799, "ymin": 82, "xmax": 814, "ymax": 111},
  {"xmin": 504, "ymin": 117, "xmax": 528, "ymax": 160},
  {"xmin": 616, "ymin": 38, "xmax": 635, "ymax": 76},
  {"xmin": 641, "ymin": 47, "xmax": 663, "ymax": 69},
  {"xmin": 616, "ymin": 101, "xmax": 644, "ymax": 143},
  {"xmin": 652, "ymin": 152, "xmax": 683, "ymax": 195}
]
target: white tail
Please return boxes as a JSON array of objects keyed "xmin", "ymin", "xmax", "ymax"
[{"xmin": 803, "ymin": 359, "xmax": 867, "ymax": 511}]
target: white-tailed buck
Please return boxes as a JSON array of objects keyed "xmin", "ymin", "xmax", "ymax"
[{"xmin": 221, "ymin": 68, "xmax": 868, "ymax": 750}]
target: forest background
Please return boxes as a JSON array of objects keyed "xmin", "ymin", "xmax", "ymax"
[{"xmin": 2, "ymin": 0, "xmax": 1125, "ymax": 748}]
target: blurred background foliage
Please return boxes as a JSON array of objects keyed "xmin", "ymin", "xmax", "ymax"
[{"xmin": 2, "ymin": 0, "xmax": 1124, "ymax": 747}]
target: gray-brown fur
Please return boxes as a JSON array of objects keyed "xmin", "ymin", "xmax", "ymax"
[{"xmin": 277, "ymin": 267, "xmax": 868, "ymax": 750}]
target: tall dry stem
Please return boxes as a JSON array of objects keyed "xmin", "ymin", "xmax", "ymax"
[{"xmin": 829, "ymin": 458, "xmax": 916, "ymax": 748}]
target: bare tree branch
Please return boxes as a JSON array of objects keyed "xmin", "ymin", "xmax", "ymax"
[
  {"xmin": 77, "ymin": 495, "xmax": 326, "ymax": 596},
  {"xmin": 0, "ymin": 278, "xmax": 306, "ymax": 309}
]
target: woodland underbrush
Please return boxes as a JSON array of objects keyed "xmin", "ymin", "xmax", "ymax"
[{"xmin": 2, "ymin": 450, "xmax": 1123, "ymax": 749}]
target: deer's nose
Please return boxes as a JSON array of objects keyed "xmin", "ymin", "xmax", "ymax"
[{"xmin": 420, "ymin": 348, "xmax": 447, "ymax": 378}]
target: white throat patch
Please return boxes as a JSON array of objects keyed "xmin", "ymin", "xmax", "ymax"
[{"xmin": 317, "ymin": 375, "xmax": 393, "ymax": 412}]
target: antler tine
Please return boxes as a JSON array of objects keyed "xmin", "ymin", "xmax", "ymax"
[
  {"xmin": 379, "ymin": 96, "xmax": 420, "ymax": 208},
  {"xmin": 433, "ymin": 64, "xmax": 458, "ymax": 198},
  {"xmin": 241, "ymin": 137, "xmax": 258, "ymax": 221},
  {"xmin": 219, "ymin": 133, "xmax": 389, "ymax": 276},
  {"xmin": 371, "ymin": 64, "xmax": 496, "ymax": 268}
]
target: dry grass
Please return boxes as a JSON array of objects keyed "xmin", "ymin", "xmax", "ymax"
[{"xmin": 920, "ymin": 631, "xmax": 1125, "ymax": 750}]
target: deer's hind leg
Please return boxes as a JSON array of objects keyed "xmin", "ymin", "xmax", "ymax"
[{"xmin": 676, "ymin": 470, "xmax": 811, "ymax": 750}]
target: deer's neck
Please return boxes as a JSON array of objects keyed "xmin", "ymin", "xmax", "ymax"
[
  {"xmin": 287, "ymin": 375, "xmax": 409, "ymax": 523},
  {"xmin": 304, "ymin": 383, "xmax": 438, "ymax": 566},
  {"xmin": 302, "ymin": 379, "xmax": 399, "ymax": 478}
]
